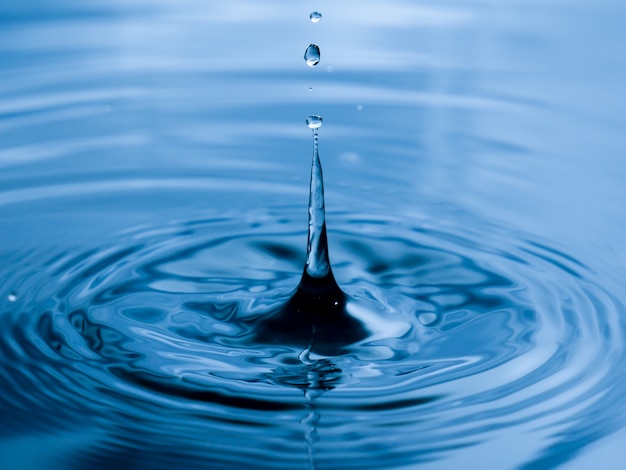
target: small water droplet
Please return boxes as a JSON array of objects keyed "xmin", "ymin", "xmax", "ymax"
[
  {"xmin": 306, "ymin": 115, "xmax": 323, "ymax": 129},
  {"xmin": 418, "ymin": 312, "xmax": 439, "ymax": 326},
  {"xmin": 7, "ymin": 292, "xmax": 17, "ymax": 302},
  {"xmin": 310, "ymin": 12, "xmax": 322, "ymax": 23},
  {"xmin": 309, "ymin": 87, "xmax": 313, "ymax": 92},
  {"xmin": 356, "ymin": 104, "xmax": 363, "ymax": 111},
  {"xmin": 304, "ymin": 44, "xmax": 321, "ymax": 67}
]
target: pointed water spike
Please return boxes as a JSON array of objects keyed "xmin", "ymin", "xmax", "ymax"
[{"xmin": 251, "ymin": 117, "xmax": 367, "ymax": 355}]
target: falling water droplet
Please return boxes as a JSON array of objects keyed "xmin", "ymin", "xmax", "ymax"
[
  {"xmin": 304, "ymin": 44, "xmax": 321, "ymax": 67},
  {"xmin": 7, "ymin": 292, "xmax": 17, "ymax": 302},
  {"xmin": 309, "ymin": 87, "xmax": 313, "ymax": 92},
  {"xmin": 310, "ymin": 12, "xmax": 322, "ymax": 23},
  {"xmin": 306, "ymin": 115, "xmax": 323, "ymax": 129}
]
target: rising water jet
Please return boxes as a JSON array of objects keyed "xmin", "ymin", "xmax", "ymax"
[{"xmin": 253, "ymin": 116, "xmax": 368, "ymax": 355}]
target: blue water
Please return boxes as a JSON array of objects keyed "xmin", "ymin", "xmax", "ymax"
[{"xmin": 2, "ymin": 1, "xmax": 626, "ymax": 469}]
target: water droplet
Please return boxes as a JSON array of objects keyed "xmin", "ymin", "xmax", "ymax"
[
  {"xmin": 310, "ymin": 12, "xmax": 322, "ymax": 23},
  {"xmin": 309, "ymin": 87, "xmax": 313, "ymax": 92},
  {"xmin": 304, "ymin": 44, "xmax": 321, "ymax": 67},
  {"xmin": 7, "ymin": 292, "xmax": 17, "ymax": 302},
  {"xmin": 306, "ymin": 115, "xmax": 323, "ymax": 129},
  {"xmin": 418, "ymin": 312, "xmax": 439, "ymax": 326},
  {"xmin": 356, "ymin": 105, "xmax": 363, "ymax": 111}
]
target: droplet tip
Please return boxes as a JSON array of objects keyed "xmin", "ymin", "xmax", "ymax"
[
  {"xmin": 306, "ymin": 115, "xmax": 323, "ymax": 129},
  {"xmin": 310, "ymin": 11, "xmax": 322, "ymax": 23}
]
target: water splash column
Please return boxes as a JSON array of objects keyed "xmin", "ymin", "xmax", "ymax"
[{"xmin": 304, "ymin": 116, "xmax": 330, "ymax": 279}]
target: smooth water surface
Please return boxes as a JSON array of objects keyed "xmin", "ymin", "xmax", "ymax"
[{"xmin": 2, "ymin": 1, "xmax": 626, "ymax": 469}]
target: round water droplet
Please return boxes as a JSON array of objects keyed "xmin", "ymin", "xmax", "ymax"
[
  {"xmin": 356, "ymin": 105, "xmax": 363, "ymax": 111},
  {"xmin": 418, "ymin": 312, "xmax": 439, "ymax": 326},
  {"xmin": 310, "ymin": 12, "xmax": 322, "ymax": 23},
  {"xmin": 304, "ymin": 44, "xmax": 320, "ymax": 67},
  {"xmin": 309, "ymin": 87, "xmax": 313, "ymax": 92},
  {"xmin": 7, "ymin": 292, "xmax": 17, "ymax": 302},
  {"xmin": 306, "ymin": 115, "xmax": 323, "ymax": 129}
]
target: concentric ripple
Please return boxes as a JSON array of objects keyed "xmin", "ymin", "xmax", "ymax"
[{"xmin": 1, "ymin": 185, "xmax": 625, "ymax": 470}]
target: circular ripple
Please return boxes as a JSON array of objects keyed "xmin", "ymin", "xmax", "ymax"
[{"xmin": 1, "ymin": 201, "xmax": 625, "ymax": 469}]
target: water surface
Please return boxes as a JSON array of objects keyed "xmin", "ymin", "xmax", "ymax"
[{"xmin": 2, "ymin": 1, "xmax": 626, "ymax": 469}]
